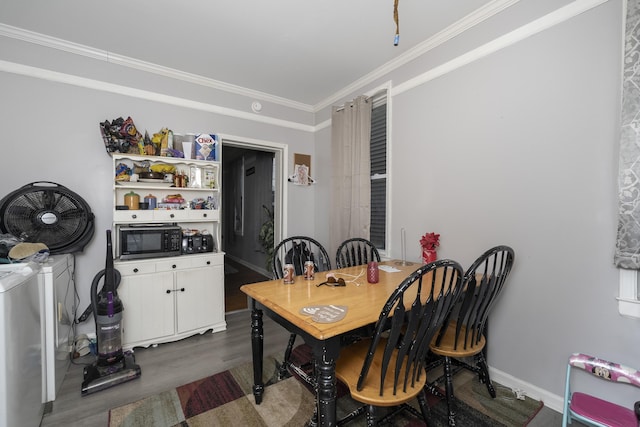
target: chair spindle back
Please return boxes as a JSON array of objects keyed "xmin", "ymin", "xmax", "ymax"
[
  {"xmin": 335, "ymin": 238, "xmax": 381, "ymax": 268},
  {"xmin": 357, "ymin": 259, "xmax": 464, "ymax": 396},
  {"xmin": 434, "ymin": 246, "xmax": 514, "ymax": 351},
  {"xmin": 272, "ymin": 236, "xmax": 331, "ymax": 279}
]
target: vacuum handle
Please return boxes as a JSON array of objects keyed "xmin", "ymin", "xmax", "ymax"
[{"xmin": 77, "ymin": 268, "xmax": 121, "ymax": 323}]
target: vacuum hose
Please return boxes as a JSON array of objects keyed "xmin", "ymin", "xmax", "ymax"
[{"xmin": 77, "ymin": 268, "xmax": 122, "ymax": 323}]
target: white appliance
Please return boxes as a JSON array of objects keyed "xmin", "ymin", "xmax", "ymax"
[
  {"xmin": 0, "ymin": 262, "xmax": 44, "ymax": 427},
  {"xmin": 41, "ymin": 254, "xmax": 74, "ymax": 402}
]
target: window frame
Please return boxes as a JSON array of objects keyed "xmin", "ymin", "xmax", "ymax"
[{"xmin": 618, "ymin": 269, "xmax": 640, "ymax": 318}]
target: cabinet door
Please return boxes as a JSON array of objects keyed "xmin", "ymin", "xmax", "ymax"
[
  {"xmin": 118, "ymin": 270, "xmax": 175, "ymax": 346},
  {"xmin": 175, "ymin": 264, "xmax": 224, "ymax": 334}
]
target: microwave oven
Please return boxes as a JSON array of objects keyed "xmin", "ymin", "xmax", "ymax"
[{"xmin": 118, "ymin": 224, "xmax": 182, "ymax": 260}]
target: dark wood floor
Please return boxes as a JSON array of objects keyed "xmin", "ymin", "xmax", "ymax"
[{"xmin": 224, "ymin": 258, "xmax": 270, "ymax": 312}]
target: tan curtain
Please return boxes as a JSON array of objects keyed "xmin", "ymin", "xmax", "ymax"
[
  {"xmin": 615, "ymin": 0, "xmax": 640, "ymax": 268},
  {"xmin": 329, "ymin": 95, "xmax": 372, "ymax": 257}
]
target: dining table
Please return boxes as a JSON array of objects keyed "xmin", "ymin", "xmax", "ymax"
[{"xmin": 240, "ymin": 260, "xmax": 419, "ymax": 427}]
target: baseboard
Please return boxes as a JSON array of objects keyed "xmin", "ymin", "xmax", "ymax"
[
  {"xmin": 225, "ymin": 255, "xmax": 270, "ymax": 277},
  {"xmin": 489, "ymin": 366, "xmax": 564, "ymax": 413}
]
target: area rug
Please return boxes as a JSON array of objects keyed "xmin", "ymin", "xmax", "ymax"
[{"xmin": 109, "ymin": 352, "xmax": 543, "ymax": 427}]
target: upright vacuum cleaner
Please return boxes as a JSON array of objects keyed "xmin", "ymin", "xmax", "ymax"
[{"xmin": 81, "ymin": 230, "xmax": 141, "ymax": 395}]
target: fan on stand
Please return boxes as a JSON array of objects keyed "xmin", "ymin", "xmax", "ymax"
[{"xmin": 0, "ymin": 181, "xmax": 95, "ymax": 254}]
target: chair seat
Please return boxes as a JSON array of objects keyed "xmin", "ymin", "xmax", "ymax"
[
  {"xmin": 336, "ymin": 338, "xmax": 428, "ymax": 407},
  {"xmin": 430, "ymin": 321, "xmax": 486, "ymax": 358},
  {"xmin": 570, "ymin": 392, "xmax": 639, "ymax": 427}
]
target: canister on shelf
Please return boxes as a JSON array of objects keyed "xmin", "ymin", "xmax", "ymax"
[
  {"xmin": 144, "ymin": 194, "xmax": 157, "ymax": 210},
  {"xmin": 174, "ymin": 172, "xmax": 187, "ymax": 188},
  {"xmin": 124, "ymin": 191, "xmax": 140, "ymax": 210}
]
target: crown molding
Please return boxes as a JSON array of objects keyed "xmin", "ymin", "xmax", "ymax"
[
  {"xmin": 391, "ymin": 0, "xmax": 610, "ymax": 97},
  {"xmin": 0, "ymin": 1, "xmax": 517, "ymax": 115},
  {"xmin": 0, "ymin": 0, "xmax": 611, "ymax": 132},
  {"xmin": 312, "ymin": 0, "xmax": 521, "ymax": 111},
  {"xmin": 0, "ymin": 23, "xmax": 314, "ymax": 113},
  {"xmin": 0, "ymin": 59, "xmax": 315, "ymax": 133}
]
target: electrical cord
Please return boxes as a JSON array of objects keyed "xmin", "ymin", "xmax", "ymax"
[{"xmin": 329, "ymin": 269, "xmax": 365, "ymax": 286}]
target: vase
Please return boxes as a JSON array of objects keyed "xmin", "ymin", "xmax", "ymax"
[{"xmin": 422, "ymin": 248, "xmax": 437, "ymax": 264}]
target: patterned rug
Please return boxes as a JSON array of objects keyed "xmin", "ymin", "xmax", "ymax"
[{"xmin": 109, "ymin": 350, "xmax": 543, "ymax": 427}]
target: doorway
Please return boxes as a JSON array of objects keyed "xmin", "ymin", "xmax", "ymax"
[{"xmin": 221, "ymin": 137, "xmax": 285, "ymax": 312}]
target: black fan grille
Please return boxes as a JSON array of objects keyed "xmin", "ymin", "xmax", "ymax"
[{"xmin": 0, "ymin": 184, "xmax": 94, "ymax": 253}]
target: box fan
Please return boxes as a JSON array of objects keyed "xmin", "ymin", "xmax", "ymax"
[{"xmin": 0, "ymin": 181, "xmax": 95, "ymax": 254}]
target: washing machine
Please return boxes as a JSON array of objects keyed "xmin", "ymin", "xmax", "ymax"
[
  {"xmin": 41, "ymin": 254, "xmax": 75, "ymax": 402},
  {"xmin": 0, "ymin": 262, "xmax": 44, "ymax": 427}
]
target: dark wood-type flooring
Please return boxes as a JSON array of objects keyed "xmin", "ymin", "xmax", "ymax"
[{"xmin": 224, "ymin": 257, "xmax": 270, "ymax": 312}]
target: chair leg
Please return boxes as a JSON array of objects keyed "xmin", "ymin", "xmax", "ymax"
[
  {"xmin": 308, "ymin": 402, "xmax": 319, "ymax": 427},
  {"xmin": 338, "ymin": 405, "xmax": 366, "ymax": 426},
  {"xmin": 476, "ymin": 352, "xmax": 496, "ymax": 398},
  {"xmin": 365, "ymin": 405, "xmax": 379, "ymax": 427},
  {"xmin": 279, "ymin": 333, "xmax": 297, "ymax": 379},
  {"xmin": 443, "ymin": 356, "xmax": 457, "ymax": 427},
  {"xmin": 417, "ymin": 389, "xmax": 432, "ymax": 422}
]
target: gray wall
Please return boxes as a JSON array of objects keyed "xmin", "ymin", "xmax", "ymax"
[
  {"xmin": 313, "ymin": 0, "xmax": 638, "ymax": 410},
  {"xmin": 0, "ymin": 39, "xmax": 317, "ymax": 338},
  {"xmin": 395, "ymin": 2, "xmax": 627, "ymax": 406},
  {"xmin": 0, "ymin": 0, "xmax": 637, "ymax": 413}
]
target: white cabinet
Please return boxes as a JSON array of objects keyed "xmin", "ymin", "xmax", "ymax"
[
  {"xmin": 112, "ymin": 153, "xmax": 221, "ymax": 252},
  {"xmin": 116, "ymin": 253, "xmax": 225, "ymax": 349},
  {"xmin": 111, "ymin": 153, "xmax": 226, "ymax": 349}
]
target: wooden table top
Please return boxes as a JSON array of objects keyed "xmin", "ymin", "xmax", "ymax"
[{"xmin": 241, "ymin": 260, "xmax": 420, "ymax": 341}]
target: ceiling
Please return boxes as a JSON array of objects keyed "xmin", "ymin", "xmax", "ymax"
[{"xmin": 1, "ymin": 0, "xmax": 495, "ymax": 107}]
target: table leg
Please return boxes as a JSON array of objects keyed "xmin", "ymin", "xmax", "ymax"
[
  {"xmin": 313, "ymin": 339, "xmax": 341, "ymax": 427},
  {"xmin": 250, "ymin": 302, "xmax": 264, "ymax": 405}
]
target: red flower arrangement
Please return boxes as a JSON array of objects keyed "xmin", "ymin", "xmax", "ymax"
[{"xmin": 420, "ymin": 232, "xmax": 440, "ymax": 251}]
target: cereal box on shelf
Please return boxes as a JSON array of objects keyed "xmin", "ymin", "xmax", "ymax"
[{"xmin": 194, "ymin": 134, "xmax": 218, "ymax": 161}]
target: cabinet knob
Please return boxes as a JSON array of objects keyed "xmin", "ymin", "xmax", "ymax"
[
  {"xmin": 133, "ymin": 268, "xmax": 139, "ymax": 273},
  {"xmin": 203, "ymin": 213, "xmax": 207, "ymax": 218},
  {"xmin": 172, "ymin": 264, "xmax": 177, "ymax": 269},
  {"xmin": 206, "ymin": 261, "xmax": 211, "ymax": 265},
  {"xmin": 132, "ymin": 214, "xmax": 137, "ymax": 219},
  {"xmin": 180, "ymin": 287, "xmax": 185, "ymax": 292},
  {"xmin": 170, "ymin": 213, "xmax": 175, "ymax": 218},
  {"xmin": 166, "ymin": 289, "xmax": 171, "ymax": 294}
]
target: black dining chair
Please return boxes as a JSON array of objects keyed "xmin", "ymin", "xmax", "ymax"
[
  {"xmin": 335, "ymin": 237, "xmax": 381, "ymax": 269},
  {"xmin": 272, "ymin": 236, "xmax": 331, "ymax": 280},
  {"xmin": 271, "ymin": 236, "xmax": 332, "ymax": 382},
  {"xmin": 334, "ymin": 259, "xmax": 464, "ymax": 426},
  {"xmin": 426, "ymin": 245, "xmax": 515, "ymax": 427}
]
